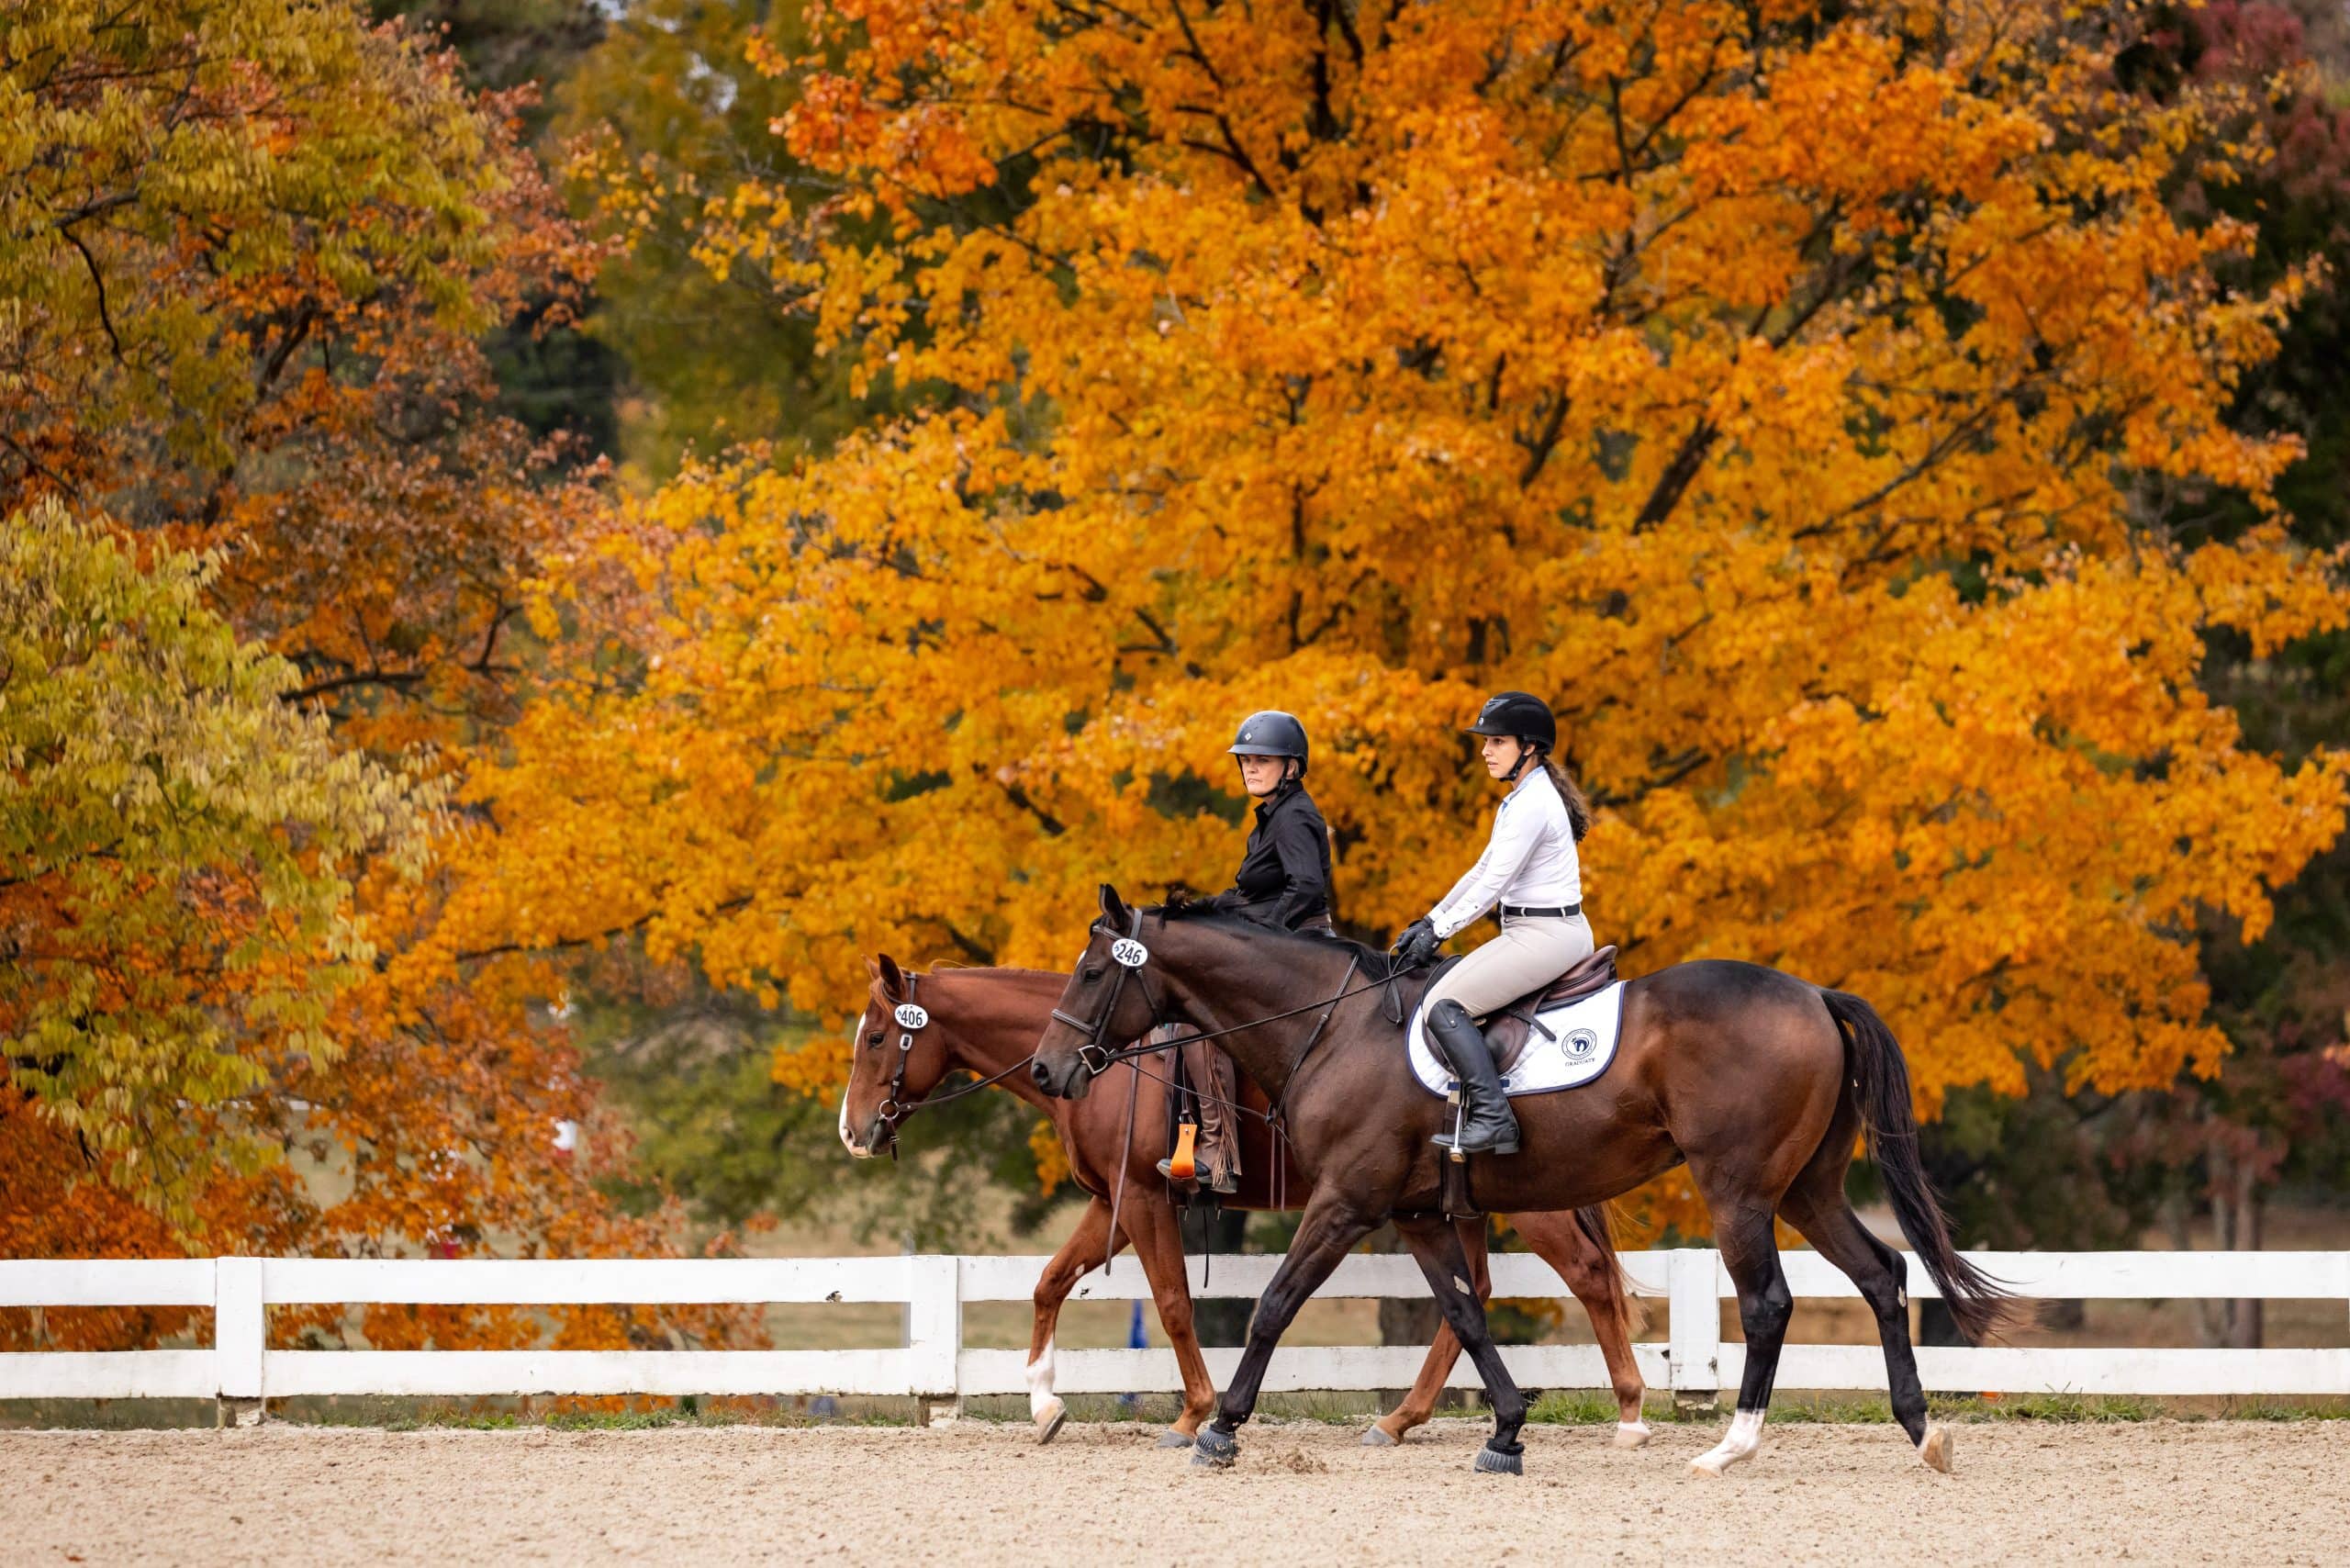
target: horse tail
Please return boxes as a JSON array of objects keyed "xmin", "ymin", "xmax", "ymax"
[
  {"xmin": 1570, "ymin": 1202, "xmax": 1629, "ymax": 1321},
  {"xmin": 1818, "ymin": 988, "xmax": 2016, "ymax": 1345}
]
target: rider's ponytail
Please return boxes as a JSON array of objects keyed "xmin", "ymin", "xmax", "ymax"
[{"xmin": 1539, "ymin": 751, "xmax": 1593, "ymax": 842}]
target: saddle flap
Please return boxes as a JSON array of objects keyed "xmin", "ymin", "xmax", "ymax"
[{"xmin": 1487, "ymin": 946, "xmax": 1619, "ymax": 1075}]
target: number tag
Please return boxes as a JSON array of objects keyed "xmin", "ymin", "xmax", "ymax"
[
  {"xmin": 1111, "ymin": 937, "xmax": 1149, "ymax": 969},
  {"xmin": 893, "ymin": 1002, "xmax": 929, "ymax": 1030}
]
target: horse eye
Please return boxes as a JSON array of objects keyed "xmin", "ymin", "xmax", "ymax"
[
  {"xmin": 1081, "ymin": 966, "xmax": 1103, "ymax": 982},
  {"xmin": 866, "ymin": 1031, "xmax": 883, "ymax": 1047}
]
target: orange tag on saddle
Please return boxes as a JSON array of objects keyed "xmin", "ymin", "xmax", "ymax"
[{"xmin": 1165, "ymin": 1122, "xmax": 1197, "ymax": 1182}]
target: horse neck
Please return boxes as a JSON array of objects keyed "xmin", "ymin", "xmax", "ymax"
[
  {"xmin": 927, "ymin": 969, "xmax": 1058, "ymax": 1114},
  {"xmin": 1160, "ymin": 926, "xmax": 1357, "ymax": 1103}
]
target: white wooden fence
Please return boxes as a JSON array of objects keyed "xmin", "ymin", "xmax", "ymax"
[{"xmin": 4, "ymin": 1250, "xmax": 2346, "ymax": 1417}]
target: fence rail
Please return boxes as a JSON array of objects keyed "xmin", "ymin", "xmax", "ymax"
[{"xmin": 4, "ymin": 1250, "xmax": 2346, "ymax": 1417}]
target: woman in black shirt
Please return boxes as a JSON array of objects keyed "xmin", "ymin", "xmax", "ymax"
[{"xmin": 1158, "ymin": 711, "xmax": 1334, "ymax": 1192}]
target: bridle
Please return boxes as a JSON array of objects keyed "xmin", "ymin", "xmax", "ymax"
[
  {"xmin": 1046, "ymin": 906, "xmax": 1167, "ymax": 1079},
  {"xmin": 862, "ymin": 972, "xmax": 1033, "ymax": 1150},
  {"xmin": 1046, "ymin": 907, "xmax": 1410, "ymax": 1092}
]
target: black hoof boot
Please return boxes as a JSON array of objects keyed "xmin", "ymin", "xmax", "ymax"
[
  {"xmin": 1473, "ymin": 1440, "xmax": 1526, "ymax": 1476},
  {"xmin": 1192, "ymin": 1424, "xmax": 1239, "ymax": 1469}
]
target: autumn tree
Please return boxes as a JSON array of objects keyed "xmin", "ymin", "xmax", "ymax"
[
  {"xmin": 464, "ymin": 0, "xmax": 2350, "ymax": 1204},
  {"xmin": 2, "ymin": 500, "xmax": 430, "ymax": 1216},
  {"xmin": 2, "ymin": 2, "xmax": 746, "ymax": 1357},
  {"xmin": 1908, "ymin": 0, "xmax": 2350, "ymax": 1340}
]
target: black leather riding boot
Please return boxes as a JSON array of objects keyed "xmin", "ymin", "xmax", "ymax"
[{"xmin": 1426, "ymin": 1000, "xmax": 1520, "ymax": 1156}]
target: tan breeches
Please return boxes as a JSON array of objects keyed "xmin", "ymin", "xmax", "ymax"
[{"xmin": 1422, "ymin": 914, "xmax": 1595, "ymax": 1020}]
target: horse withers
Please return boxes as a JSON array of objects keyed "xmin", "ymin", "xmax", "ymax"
[
  {"xmin": 838, "ymin": 955, "xmax": 1651, "ymax": 1449},
  {"xmin": 1032, "ymin": 887, "xmax": 2013, "ymax": 1477}
]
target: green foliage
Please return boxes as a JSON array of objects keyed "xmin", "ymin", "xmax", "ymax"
[
  {"xmin": 550, "ymin": 0, "xmax": 879, "ymax": 473},
  {"xmin": 576, "ymin": 989, "xmax": 1056, "ymax": 1249},
  {"xmin": 374, "ymin": 1, "xmax": 606, "ymax": 99},
  {"xmin": 574, "ymin": 995, "xmax": 842, "ymax": 1227},
  {"xmin": 0, "ymin": 501, "xmax": 431, "ymax": 1215},
  {"xmin": 0, "ymin": 0, "xmax": 520, "ymax": 510}
]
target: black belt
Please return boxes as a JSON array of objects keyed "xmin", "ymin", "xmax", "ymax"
[{"xmin": 1500, "ymin": 902, "xmax": 1581, "ymax": 922}]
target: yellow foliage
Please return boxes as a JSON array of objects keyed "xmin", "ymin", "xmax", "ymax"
[{"xmin": 462, "ymin": 0, "xmax": 2348, "ymax": 1120}]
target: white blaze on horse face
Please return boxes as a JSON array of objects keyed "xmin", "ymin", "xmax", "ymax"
[
  {"xmin": 1026, "ymin": 1336, "xmax": 1059, "ymax": 1420},
  {"xmin": 1689, "ymin": 1407, "xmax": 1765, "ymax": 1476},
  {"xmin": 839, "ymin": 1016, "xmax": 868, "ymax": 1158}
]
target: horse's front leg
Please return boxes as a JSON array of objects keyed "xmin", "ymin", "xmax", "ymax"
[
  {"xmin": 1367, "ymin": 1217, "xmax": 1487, "ymax": 1446},
  {"xmin": 1192, "ymin": 1189, "xmax": 1380, "ymax": 1469},
  {"xmin": 1392, "ymin": 1213, "xmax": 1531, "ymax": 1474}
]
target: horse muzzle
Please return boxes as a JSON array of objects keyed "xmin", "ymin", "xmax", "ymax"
[
  {"xmin": 1032, "ymin": 1056, "xmax": 1094, "ymax": 1101},
  {"xmin": 839, "ymin": 1105, "xmax": 894, "ymax": 1159}
]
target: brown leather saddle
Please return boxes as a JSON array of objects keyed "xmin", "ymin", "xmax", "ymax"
[{"xmin": 1425, "ymin": 945, "xmax": 1621, "ymax": 1077}]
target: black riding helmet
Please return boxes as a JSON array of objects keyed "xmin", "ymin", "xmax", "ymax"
[
  {"xmin": 1465, "ymin": 690, "xmax": 1556, "ymax": 752},
  {"xmin": 1229, "ymin": 711, "xmax": 1309, "ymax": 777}
]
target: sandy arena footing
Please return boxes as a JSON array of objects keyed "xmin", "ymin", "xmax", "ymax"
[{"xmin": 6, "ymin": 1419, "xmax": 2345, "ymax": 1564}]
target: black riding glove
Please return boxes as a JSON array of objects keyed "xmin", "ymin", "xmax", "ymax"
[{"xmin": 1393, "ymin": 917, "xmax": 1441, "ymax": 966}]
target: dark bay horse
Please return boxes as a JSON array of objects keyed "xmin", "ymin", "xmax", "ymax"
[
  {"xmin": 1032, "ymin": 889, "xmax": 2012, "ymax": 1476},
  {"xmin": 838, "ymin": 956, "xmax": 1651, "ymax": 1448}
]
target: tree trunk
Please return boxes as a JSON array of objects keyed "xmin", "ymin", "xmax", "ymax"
[
  {"xmin": 2213, "ymin": 1155, "xmax": 2264, "ymax": 1350},
  {"xmin": 2187, "ymin": 1151, "xmax": 2266, "ymax": 1350}
]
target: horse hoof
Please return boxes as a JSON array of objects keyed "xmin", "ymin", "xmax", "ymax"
[
  {"xmin": 1472, "ymin": 1443, "xmax": 1525, "ymax": 1476},
  {"xmin": 1191, "ymin": 1432, "xmax": 1238, "ymax": 1469},
  {"xmin": 1158, "ymin": 1428, "xmax": 1196, "ymax": 1450},
  {"xmin": 1919, "ymin": 1424, "xmax": 1953, "ymax": 1473},
  {"xmin": 1034, "ymin": 1399, "xmax": 1066, "ymax": 1445},
  {"xmin": 1360, "ymin": 1425, "xmax": 1399, "ymax": 1447},
  {"xmin": 1612, "ymin": 1420, "xmax": 1652, "ymax": 1450}
]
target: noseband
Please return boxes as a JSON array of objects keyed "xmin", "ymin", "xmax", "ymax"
[
  {"xmin": 1048, "ymin": 907, "xmax": 1165, "ymax": 1077},
  {"xmin": 869, "ymin": 973, "xmax": 933, "ymax": 1140}
]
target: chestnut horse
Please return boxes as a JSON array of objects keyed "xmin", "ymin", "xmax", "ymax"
[
  {"xmin": 838, "ymin": 956, "xmax": 1651, "ymax": 1448},
  {"xmin": 1033, "ymin": 890, "xmax": 2012, "ymax": 1477}
]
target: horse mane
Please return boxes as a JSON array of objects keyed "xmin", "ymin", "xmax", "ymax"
[{"xmin": 1153, "ymin": 895, "xmax": 1405, "ymax": 980}]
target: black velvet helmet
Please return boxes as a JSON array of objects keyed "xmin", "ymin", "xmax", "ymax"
[
  {"xmin": 1229, "ymin": 711, "xmax": 1309, "ymax": 776},
  {"xmin": 1465, "ymin": 690, "xmax": 1556, "ymax": 752}
]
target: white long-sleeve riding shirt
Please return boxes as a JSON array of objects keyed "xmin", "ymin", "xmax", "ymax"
[{"xmin": 1426, "ymin": 767, "xmax": 1583, "ymax": 939}]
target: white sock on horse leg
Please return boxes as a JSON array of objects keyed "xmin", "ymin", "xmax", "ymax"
[
  {"xmin": 1689, "ymin": 1407, "xmax": 1764, "ymax": 1475},
  {"xmin": 1026, "ymin": 1337, "xmax": 1059, "ymax": 1421}
]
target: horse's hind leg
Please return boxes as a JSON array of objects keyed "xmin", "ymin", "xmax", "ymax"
[
  {"xmin": 1511, "ymin": 1208, "xmax": 1651, "ymax": 1448},
  {"xmin": 1367, "ymin": 1217, "xmax": 1485, "ymax": 1446},
  {"xmin": 1689, "ymin": 1204, "xmax": 1792, "ymax": 1477},
  {"xmin": 1781, "ymin": 1131, "xmax": 1952, "ymax": 1472},
  {"xmin": 1392, "ymin": 1213, "xmax": 1531, "ymax": 1475},
  {"xmin": 1026, "ymin": 1195, "xmax": 1122, "ymax": 1443},
  {"xmin": 1115, "ymin": 1193, "xmax": 1220, "ymax": 1445},
  {"xmin": 1194, "ymin": 1190, "xmax": 1380, "ymax": 1469}
]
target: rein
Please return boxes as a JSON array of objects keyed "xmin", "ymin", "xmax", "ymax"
[
  {"xmin": 871, "ymin": 972, "xmax": 1035, "ymax": 1143},
  {"xmin": 1056, "ymin": 911, "xmax": 1412, "ymax": 1070},
  {"xmin": 1053, "ymin": 912, "xmax": 1420, "ymax": 1126}
]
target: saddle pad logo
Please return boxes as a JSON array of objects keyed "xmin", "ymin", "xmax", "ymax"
[
  {"xmin": 1111, "ymin": 937, "xmax": 1150, "ymax": 969},
  {"xmin": 893, "ymin": 1002, "xmax": 929, "ymax": 1030},
  {"xmin": 1563, "ymin": 1028, "xmax": 1599, "ymax": 1060}
]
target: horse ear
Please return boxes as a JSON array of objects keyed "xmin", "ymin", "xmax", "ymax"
[
  {"xmin": 1097, "ymin": 884, "xmax": 1129, "ymax": 924},
  {"xmin": 877, "ymin": 954, "xmax": 907, "ymax": 999}
]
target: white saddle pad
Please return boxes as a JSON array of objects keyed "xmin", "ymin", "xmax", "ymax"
[{"xmin": 1406, "ymin": 980, "xmax": 1628, "ymax": 1098}]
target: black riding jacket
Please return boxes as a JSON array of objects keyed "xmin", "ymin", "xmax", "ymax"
[{"xmin": 1217, "ymin": 780, "xmax": 1335, "ymax": 931}]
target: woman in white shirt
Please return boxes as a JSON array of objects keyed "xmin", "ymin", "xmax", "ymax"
[{"xmin": 1393, "ymin": 690, "xmax": 1595, "ymax": 1155}]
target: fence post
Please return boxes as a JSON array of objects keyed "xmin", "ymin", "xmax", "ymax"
[
  {"xmin": 1667, "ymin": 1249, "xmax": 1721, "ymax": 1413},
  {"xmin": 215, "ymin": 1257, "xmax": 265, "ymax": 1428},
  {"xmin": 905, "ymin": 1255, "xmax": 962, "ymax": 1427}
]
